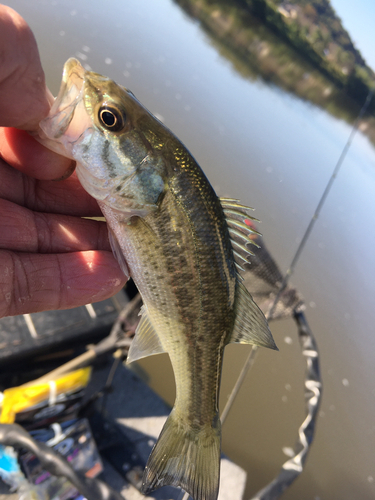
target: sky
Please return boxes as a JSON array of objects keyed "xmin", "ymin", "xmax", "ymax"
[{"xmin": 330, "ymin": 0, "xmax": 375, "ymax": 70}]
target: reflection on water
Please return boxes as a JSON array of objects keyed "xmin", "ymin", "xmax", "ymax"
[
  {"xmin": 4, "ymin": 0, "xmax": 375, "ymax": 499},
  {"xmin": 174, "ymin": 0, "xmax": 375, "ymax": 144}
]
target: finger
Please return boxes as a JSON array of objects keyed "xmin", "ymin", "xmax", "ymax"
[
  {"xmin": 0, "ymin": 159, "xmax": 102, "ymax": 217},
  {"xmin": 0, "ymin": 6, "xmax": 50, "ymax": 130},
  {"xmin": 0, "ymin": 7, "xmax": 73, "ymax": 180},
  {"xmin": 0, "ymin": 250, "xmax": 127, "ymax": 318},
  {"xmin": 0, "ymin": 198, "xmax": 110, "ymax": 253},
  {"xmin": 0, "ymin": 127, "xmax": 74, "ymax": 180}
]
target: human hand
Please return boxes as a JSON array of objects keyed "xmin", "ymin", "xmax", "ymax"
[{"xmin": 0, "ymin": 6, "xmax": 127, "ymax": 318}]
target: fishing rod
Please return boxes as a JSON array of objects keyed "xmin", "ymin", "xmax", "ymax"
[
  {"xmin": 222, "ymin": 87, "xmax": 374, "ymax": 422},
  {"xmin": 221, "ymin": 86, "xmax": 375, "ymax": 425}
]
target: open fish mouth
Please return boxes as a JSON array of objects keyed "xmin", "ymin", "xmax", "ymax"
[
  {"xmin": 45, "ymin": 58, "xmax": 85, "ymax": 138},
  {"xmin": 38, "ymin": 58, "xmax": 90, "ymax": 158}
]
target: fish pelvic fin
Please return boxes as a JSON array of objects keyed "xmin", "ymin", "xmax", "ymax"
[
  {"xmin": 230, "ymin": 281, "xmax": 278, "ymax": 350},
  {"xmin": 141, "ymin": 408, "xmax": 221, "ymax": 500},
  {"xmin": 127, "ymin": 305, "xmax": 166, "ymax": 363}
]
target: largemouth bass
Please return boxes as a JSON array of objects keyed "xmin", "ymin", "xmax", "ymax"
[{"xmin": 38, "ymin": 58, "xmax": 277, "ymax": 500}]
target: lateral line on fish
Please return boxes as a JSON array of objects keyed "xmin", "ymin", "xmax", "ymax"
[{"xmin": 169, "ymin": 182, "xmax": 204, "ymax": 422}]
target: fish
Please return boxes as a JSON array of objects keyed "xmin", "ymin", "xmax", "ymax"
[{"xmin": 38, "ymin": 58, "xmax": 277, "ymax": 500}]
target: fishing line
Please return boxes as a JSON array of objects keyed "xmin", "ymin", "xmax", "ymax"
[
  {"xmin": 220, "ymin": 88, "xmax": 374, "ymax": 425},
  {"xmin": 266, "ymin": 87, "xmax": 375, "ymax": 322}
]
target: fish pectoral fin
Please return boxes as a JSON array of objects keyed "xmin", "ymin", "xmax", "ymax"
[
  {"xmin": 230, "ymin": 281, "xmax": 278, "ymax": 350},
  {"xmin": 126, "ymin": 305, "xmax": 166, "ymax": 363},
  {"xmin": 108, "ymin": 227, "xmax": 129, "ymax": 277}
]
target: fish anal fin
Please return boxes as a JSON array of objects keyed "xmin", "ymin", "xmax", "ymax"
[
  {"xmin": 141, "ymin": 408, "xmax": 221, "ymax": 500},
  {"xmin": 230, "ymin": 281, "xmax": 278, "ymax": 350},
  {"xmin": 126, "ymin": 305, "xmax": 166, "ymax": 363},
  {"xmin": 108, "ymin": 227, "xmax": 129, "ymax": 277}
]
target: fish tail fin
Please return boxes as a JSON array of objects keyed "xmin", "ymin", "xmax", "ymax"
[{"xmin": 141, "ymin": 408, "xmax": 221, "ymax": 500}]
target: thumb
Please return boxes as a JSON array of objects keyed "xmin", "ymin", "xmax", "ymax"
[
  {"xmin": 0, "ymin": 6, "xmax": 74, "ymax": 179},
  {"xmin": 0, "ymin": 5, "xmax": 50, "ymax": 130}
]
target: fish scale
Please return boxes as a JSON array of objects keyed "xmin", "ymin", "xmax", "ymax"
[{"xmin": 38, "ymin": 57, "xmax": 277, "ymax": 500}]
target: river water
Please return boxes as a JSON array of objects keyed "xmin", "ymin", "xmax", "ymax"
[{"xmin": 4, "ymin": 0, "xmax": 375, "ymax": 498}]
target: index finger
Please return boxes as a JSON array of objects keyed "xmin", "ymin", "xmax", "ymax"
[{"xmin": 0, "ymin": 157, "xmax": 102, "ymax": 217}]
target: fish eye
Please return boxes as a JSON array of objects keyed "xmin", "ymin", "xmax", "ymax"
[{"xmin": 98, "ymin": 105, "xmax": 126, "ymax": 132}]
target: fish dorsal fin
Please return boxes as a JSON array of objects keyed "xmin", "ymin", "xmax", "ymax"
[
  {"xmin": 220, "ymin": 198, "xmax": 261, "ymax": 276},
  {"xmin": 230, "ymin": 281, "xmax": 278, "ymax": 350},
  {"xmin": 127, "ymin": 305, "xmax": 166, "ymax": 363},
  {"xmin": 108, "ymin": 227, "xmax": 129, "ymax": 277}
]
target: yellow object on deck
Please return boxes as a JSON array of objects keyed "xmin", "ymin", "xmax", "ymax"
[{"xmin": 0, "ymin": 367, "xmax": 91, "ymax": 424}]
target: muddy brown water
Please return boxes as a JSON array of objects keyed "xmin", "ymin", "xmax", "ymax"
[{"xmin": 4, "ymin": 1, "xmax": 375, "ymax": 498}]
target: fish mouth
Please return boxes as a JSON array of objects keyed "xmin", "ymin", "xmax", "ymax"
[
  {"xmin": 37, "ymin": 58, "xmax": 87, "ymax": 158},
  {"xmin": 44, "ymin": 58, "xmax": 85, "ymax": 139}
]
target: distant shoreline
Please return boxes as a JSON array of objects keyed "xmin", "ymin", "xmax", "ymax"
[{"xmin": 173, "ymin": 0, "xmax": 375, "ymax": 143}]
